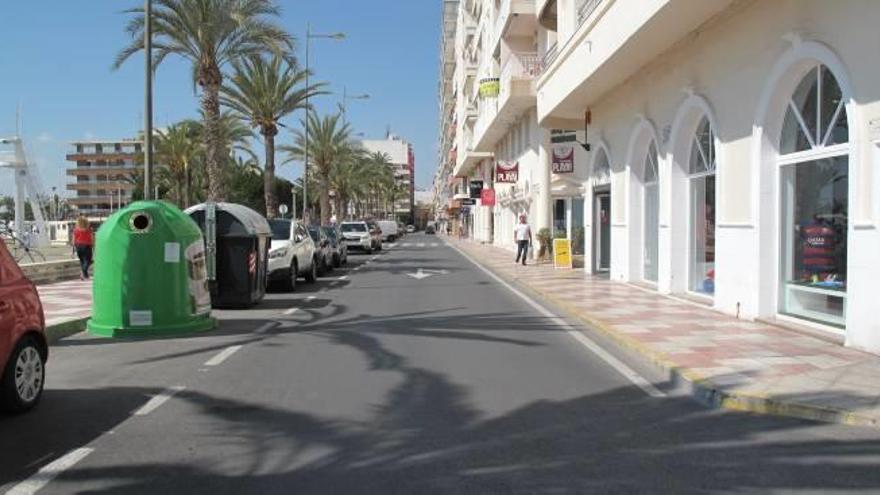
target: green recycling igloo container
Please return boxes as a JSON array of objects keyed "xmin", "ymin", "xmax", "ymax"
[{"xmin": 87, "ymin": 201, "xmax": 216, "ymax": 337}]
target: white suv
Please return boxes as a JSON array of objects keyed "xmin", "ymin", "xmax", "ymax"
[
  {"xmin": 268, "ymin": 219, "xmax": 318, "ymax": 291},
  {"xmin": 340, "ymin": 221, "xmax": 375, "ymax": 254}
]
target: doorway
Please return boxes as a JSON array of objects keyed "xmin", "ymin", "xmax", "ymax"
[{"xmin": 593, "ymin": 188, "xmax": 611, "ymax": 273}]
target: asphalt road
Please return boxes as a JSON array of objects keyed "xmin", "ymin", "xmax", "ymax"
[{"xmin": 3, "ymin": 233, "xmax": 880, "ymax": 494}]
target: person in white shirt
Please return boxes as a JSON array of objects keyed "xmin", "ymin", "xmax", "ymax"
[{"xmin": 514, "ymin": 215, "xmax": 532, "ymax": 266}]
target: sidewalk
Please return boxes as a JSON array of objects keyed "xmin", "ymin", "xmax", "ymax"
[
  {"xmin": 37, "ymin": 279, "xmax": 92, "ymax": 342},
  {"xmin": 450, "ymin": 238, "xmax": 880, "ymax": 427}
]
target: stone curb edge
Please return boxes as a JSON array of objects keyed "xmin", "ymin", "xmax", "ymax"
[
  {"xmin": 46, "ymin": 318, "xmax": 88, "ymax": 345},
  {"xmin": 454, "ymin": 241, "xmax": 878, "ymax": 429}
]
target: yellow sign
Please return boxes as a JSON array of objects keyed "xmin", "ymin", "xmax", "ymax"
[
  {"xmin": 553, "ymin": 238, "xmax": 572, "ymax": 269},
  {"xmin": 479, "ymin": 78, "xmax": 500, "ymax": 98}
]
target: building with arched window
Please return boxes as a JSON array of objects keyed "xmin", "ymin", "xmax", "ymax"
[{"xmin": 530, "ymin": 0, "xmax": 880, "ymax": 352}]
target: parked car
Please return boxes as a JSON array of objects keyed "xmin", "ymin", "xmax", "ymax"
[
  {"xmin": 308, "ymin": 226, "xmax": 333, "ymax": 275},
  {"xmin": 406, "ymin": 224, "xmax": 416, "ymax": 234},
  {"xmin": 268, "ymin": 219, "xmax": 318, "ymax": 291},
  {"xmin": 377, "ymin": 220, "xmax": 399, "ymax": 243},
  {"xmin": 0, "ymin": 241, "xmax": 48, "ymax": 413},
  {"xmin": 321, "ymin": 225, "xmax": 348, "ymax": 268},
  {"xmin": 340, "ymin": 221, "xmax": 374, "ymax": 254},
  {"xmin": 366, "ymin": 221, "xmax": 384, "ymax": 251},
  {"xmin": 425, "ymin": 224, "xmax": 436, "ymax": 234}
]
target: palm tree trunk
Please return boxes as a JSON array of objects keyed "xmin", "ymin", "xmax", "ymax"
[
  {"xmin": 183, "ymin": 162, "xmax": 190, "ymax": 208},
  {"xmin": 201, "ymin": 78, "xmax": 225, "ymax": 202},
  {"xmin": 263, "ymin": 132, "xmax": 277, "ymax": 219}
]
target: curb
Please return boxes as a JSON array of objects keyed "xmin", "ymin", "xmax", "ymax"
[
  {"xmin": 454, "ymin": 241, "xmax": 879, "ymax": 429},
  {"xmin": 46, "ymin": 318, "xmax": 88, "ymax": 344}
]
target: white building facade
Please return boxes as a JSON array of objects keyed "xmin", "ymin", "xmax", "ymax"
[
  {"xmin": 360, "ymin": 135, "xmax": 416, "ymax": 223},
  {"xmin": 532, "ymin": 0, "xmax": 880, "ymax": 352},
  {"xmin": 438, "ymin": 0, "xmax": 563, "ymax": 252}
]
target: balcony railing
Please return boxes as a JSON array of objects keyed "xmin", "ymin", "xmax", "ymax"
[
  {"xmin": 501, "ymin": 51, "xmax": 541, "ymax": 81},
  {"xmin": 577, "ymin": 0, "xmax": 602, "ymax": 29},
  {"xmin": 541, "ymin": 42, "xmax": 559, "ymax": 73}
]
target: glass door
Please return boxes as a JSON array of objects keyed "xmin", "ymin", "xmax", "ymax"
[{"xmin": 593, "ymin": 190, "xmax": 611, "ymax": 272}]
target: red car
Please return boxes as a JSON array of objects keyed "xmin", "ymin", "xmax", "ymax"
[{"xmin": 0, "ymin": 241, "xmax": 47, "ymax": 412}]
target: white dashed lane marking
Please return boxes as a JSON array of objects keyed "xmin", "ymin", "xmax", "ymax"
[
  {"xmin": 5, "ymin": 448, "xmax": 95, "ymax": 495},
  {"xmin": 133, "ymin": 385, "xmax": 187, "ymax": 416}
]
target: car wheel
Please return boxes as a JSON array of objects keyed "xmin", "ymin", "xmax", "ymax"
[
  {"xmin": 305, "ymin": 259, "xmax": 317, "ymax": 283},
  {"xmin": 366, "ymin": 247, "xmax": 373, "ymax": 255},
  {"xmin": 1, "ymin": 336, "xmax": 45, "ymax": 413},
  {"xmin": 284, "ymin": 260, "xmax": 298, "ymax": 292}
]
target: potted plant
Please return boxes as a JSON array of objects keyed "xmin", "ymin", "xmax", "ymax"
[{"xmin": 536, "ymin": 228, "xmax": 553, "ymax": 261}]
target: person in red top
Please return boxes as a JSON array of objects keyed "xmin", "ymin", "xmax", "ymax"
[{"xmin": 72, "ymin": 216, "xmax": 94, "ymax": 280}]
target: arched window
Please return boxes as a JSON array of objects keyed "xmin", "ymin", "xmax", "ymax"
[
  {"xmin": 688, "ymin": 117, "xmax": 716, "ymax": 295},
  {"xmin": 780, "ymin": 65, "xmax": 848, "ymax": 154},
  {"xmin": 592, "ymin": 148, "xmax": 610, "ymax": 184},
  {"xmin": 779, "ymin": 64, "xmax": 849, "ymax": 328},
  {"xmin": 643, "ymin": 141, "xmax": 659, "ymax": 282}
]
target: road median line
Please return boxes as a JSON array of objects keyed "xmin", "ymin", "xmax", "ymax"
[
  {"xmin": 5, "ymin": 447, "xmax": 94, "ymax": 495},
  {"xmin": 204, "ymin": 346, "xmax": 243, "ymax": 367},
  {"xmin": 133, "ymin": 385, "xmax": 186, "ymax": 416}
]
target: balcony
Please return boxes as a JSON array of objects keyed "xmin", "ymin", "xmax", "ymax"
[
  {"xmin": 537, "ymin": 0, "xmax": 735, "ymax": 125},
  {"xmin": 471, "ymin": 51, "xmax": 539, "ymax": 154},
  {"xmin": 493, "ymin": 0, "xmax": 537, "ymax": 50}
]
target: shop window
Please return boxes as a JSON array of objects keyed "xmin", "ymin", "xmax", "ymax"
[
  {"xmin": 571, "ymin": 198, "xmax": 585, "ymax": 255},
  {"xmin": 643, "ymin": 141, "xmax": 659, "ymax": 282},
  {"xmin": 778, "ymin": 64, "xmax": 849, "ymax": 328},
  {"xmin": 688, "ymin": 117, "xmax": 716, "ymax": 295},
  {"xmin": 553, "ymin": 199, "xmax": 566, "ymax": 235}
]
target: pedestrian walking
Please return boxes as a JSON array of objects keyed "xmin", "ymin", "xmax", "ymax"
[
  {"xmin": 514, "ymin": 215, "xmax": 532, "ymax": 266},
  {"xmin": 72, "ymin": 216, "xmax": 94, "ymax": 280}
]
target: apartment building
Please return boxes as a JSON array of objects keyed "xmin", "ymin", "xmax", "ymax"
[
  {"xmin": 438, "ymin": 0, "xmax": 880, "ymax": 352},
  {"xmin": 360, "ymin": 135, "xmax": 416, "ymax": 223},
  {"xmin": 65, "ymin": 139, "xmax": 141, "ymax": 216},
  {"xmin": 436, "ymin": 0, "xmax": 558, "ymax": 246}
]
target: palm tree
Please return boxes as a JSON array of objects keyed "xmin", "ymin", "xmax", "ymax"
[
  {"xmin": 154, "ymin": 122, "xmax": 199, "ymax": 208},
  {"xmin": 282, "ymin": 111, "xmax": 352, "ymax": 224},
  {"xmin": 220, "ymin": 55, "xmax": 327, "ymax": 219},
  {"xmin": 114, "ymin": 0, "xmax": 293, "ymax": 202}
]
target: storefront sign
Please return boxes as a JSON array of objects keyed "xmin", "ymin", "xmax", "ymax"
[
  {"xmin": 496, "ymin": 161, "xmax": 519, "ymax": 183},
  {"xmin": 461, "ymin": 198, "xmax": 476, "ymax": 206},
  {"xmin": 550, "ymin": 129, "xmax": 579, "ymax": 144},
  {"xmin": 480, "ymin": 188, "xmax": 496, "ymax": 207},
  {"xmin": 553, "ymin": 238, "xmax": 573, "ymax": 269},
  {"xmin": 551, "ymin": 146, "xmax": 575, "ymax": 174},
  {"xmin": 469, "ymin": 180, "xmax": 484, "ymax": 199},
  {"xmin": 479, "ymin": 78, "xmax": 500, "ymax": 98}
]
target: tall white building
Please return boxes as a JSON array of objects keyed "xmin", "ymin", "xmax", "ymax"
[
  {"xmin": 360, "ymin": 135, "xmax": 416, "ymax": 223},
  {"xmin": 438, "ymin": 0, "xmax": 880, "ymax": 353}
]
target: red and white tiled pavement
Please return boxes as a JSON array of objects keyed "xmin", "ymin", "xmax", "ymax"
[
  {"xmin": 450, "ymin": 237, "xmax": 880, "ymax": 425},
  {"xmin": 37, "ymin": 279, "xmax": 92, "ymax": 328}
]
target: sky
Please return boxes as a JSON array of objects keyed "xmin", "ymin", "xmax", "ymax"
[{"xmin": 0, "ymin": 0, "xmax": 441, "ymax": 198}]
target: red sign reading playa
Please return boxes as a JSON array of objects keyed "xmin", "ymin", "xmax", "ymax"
[{"xmin": 495, "ymin": 161, "xmax": 519, "ymax": 183}]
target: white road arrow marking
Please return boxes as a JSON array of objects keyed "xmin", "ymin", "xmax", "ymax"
[{"xmin": 406, "ymin": 268, "xmax": 449, "ymax": 280}]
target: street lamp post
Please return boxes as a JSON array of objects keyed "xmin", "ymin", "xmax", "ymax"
[
  {"xmin": 341, "ymin": 86, "xmax": 369, "ymax": 126},
  {"xmin": 144, "ymin": 0, "xmax": 153, "ymax": 201},
  {"xmin": 303, "ymin": 23, "xmax": 345, "ymax": 224}
]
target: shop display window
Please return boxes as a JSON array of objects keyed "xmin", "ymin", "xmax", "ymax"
[
  {"xmin": 688, "ymin": 117, "xmax": 716, "ymax": 295},
  {"xmin": 643, "ymin": 141, "xmax": 659, "ymax": 282},
  {"xmin": 778, "ymin": 64, "xmax": 849, "ymax": 328}
]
